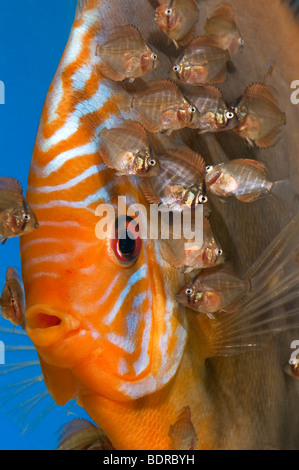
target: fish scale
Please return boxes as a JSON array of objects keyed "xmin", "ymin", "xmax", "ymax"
[{"xmin": 16, "ymin": 0, "xmax": 299, "ymax": 450}]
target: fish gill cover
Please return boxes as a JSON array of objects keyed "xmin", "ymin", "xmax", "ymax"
[{"xmin": 1, "ymin": 0, "xmax": 299, "ymax": 451}]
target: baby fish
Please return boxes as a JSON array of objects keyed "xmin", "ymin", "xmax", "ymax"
[
  {"xmin": 204, "ymin": 3, "xmax": 244, "ymax": 56},
  {"xmin": 96, "ymin": 25, "xmax": 158, "ymax": 82},
  {"xmin": 172, "ymin": 36, "xmax": 230, "ymax": 85},
  {"xmin": 57, "ymin": 419, "xmax": 115, "ymax": 450},
  {"xmin": 168, "ymin": 406, "xmax": 198, "ymax": 450},
  {"xmin": 131, "ymin": 80, "xmax": 199, "ymax": 134},
  {"xmin": 284, "ymin": 362, "xmax": 299, "ymax": 380},
  {"xmin": 232, "ymin": 83, "xmax": 286, "ymax": 148},
  {"xmin": 160, "ymin": 216, "xmax": 224, "ymax": 272},
  {"xmin": 139, "ymin": 147, "xmax": 207, "ymax": 211},
  {"xmin": 204, "ymin": 159, "xmax": 276, "ymax": 203},
  {"xmin": 154, "ymin": 0, "xmax": 199, "ymax": 47},
  {"xmin": 99, "ymin": 121, "xmax": 160, "ymax": 176},
  {"xmin": 0, "ymin": 267, "xmax": 25, "ymax": 328},
  {"xmin": 0, "ymin": 177, "xmax": 38, "ymax": 244},
  {"xmin": 187, "ymin": 85, "xmax": 238, "ymax": 133},
  {"xmin": 177, "ymin": 265, "xmax": 249, "ymax": 317}
]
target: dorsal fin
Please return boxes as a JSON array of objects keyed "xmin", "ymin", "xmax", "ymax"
[
  {"xmin": 138, "ymin": 178, "xmax": 161, "ymax": 204},
  {"xmin": 0, "ymin": 177, "xmax": 23, "ymax": 194},
  {"xmin": 211, "ymin": 3, "xmax": 235, "ymax": 22},
  {"xmin": 187, "ymin": 35, "xmax": 223, "ymax": 49},
  {"xmin": 118, "ymin": 120, "xmax": 149, "ymax": 139},
  {"xmin": 165, "ymin": 147, "xmax": 206, "ymax": 177},
  {"xmin": 244, "ymin": 82, "xmax": 279, "ymax": 108}
]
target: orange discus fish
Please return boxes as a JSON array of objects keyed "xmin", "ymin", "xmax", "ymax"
[{"xmin": 19, "ymin": 0, "xmax": 299, "ymax": 451}]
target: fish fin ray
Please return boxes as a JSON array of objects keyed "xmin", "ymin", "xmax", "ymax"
[
  {"xmin": 138, "ymin": 178, "xmax": 161, "ymax": 204},
  {"xmin": 210, "ymin": 213, "xmax": 299, "ymax": 356},
  {"xmin": 0, "ymin": 177, "xmax": 23, "ymax": 194},
  {"xmin": 254, "ymin": 127, "xmax": 283, "ymax": 148}
]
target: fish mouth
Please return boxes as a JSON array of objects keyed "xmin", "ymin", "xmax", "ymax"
[{"xmin": 26, "ymin": 304, "xmax": 81, "ymax": 348}]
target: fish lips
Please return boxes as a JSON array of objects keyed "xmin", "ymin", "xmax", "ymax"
[{"xmin": 26, "ymin": 304, "xmax": 81, "ymax": 348}]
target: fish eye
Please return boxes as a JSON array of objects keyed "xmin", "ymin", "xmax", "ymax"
[
  {"xmin": 147, "ymin": 157, "xmax": 156, "ymax": 167},
  {"xmin": 216, "ymin": 248, "xmax": 223, "ymax": 256},
  {"xmin": 205, "ymin": 165, "xmax": 213, "ymax": 173},
  {"xmin": 152, "ymin": 53, "xmax": 158, "ymax": 61},
  {"xmin": 188, "ymin": 106, "xmax": 196, "ymax": 114},
  {"xmin": 240, "ymin": 38, "xmax": 245, "ymax": 46},
  {"xmin": 173, "ymin": 64, "xmax": 180, "ymax": 73},
  {"xmin": 185, "ymin": 287, "xmax": 193, "ymax": 296},
  {"xmin": 111, "ymin": 216, "xmax": 142, "ymax": 266},
  {"xmin": 165, "ymin": 7, "xmax": 172, "ymax": 15},
  {"xmin": 198, "ymin": 195, "xmax": 208, "ymax": 204},
  {"xmin": 225, "ymin": 111, "xmax": 235, "ymax": 120},
  {"xmin": 23, "ymin": 214, "xmax": 30, "ymax": 221}
]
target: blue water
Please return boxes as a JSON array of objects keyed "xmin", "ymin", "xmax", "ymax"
[{"xmin": 0, "ymin": 0, "xmax": 91, "ymax": 450}]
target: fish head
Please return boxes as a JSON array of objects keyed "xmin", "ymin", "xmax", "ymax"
[
  {"xmin": 0, "ymin": 277, "xmax": 24, "ymax": 326},
  {"xmin": 140, "ymin": 50, "xmax": 159, "ymax": 74},
  {"xmin": 133, "ymin": 151, "xmax": 161, "ymax": 177},
  {"xmin": 177, "ymin": 101, "xmax": 199, "ymax": 127},
  {"xmin": 23, "ymin": 182, "xmax": 187, "ymax": 406},
  {"xmin": 5, "ymin": 201, "xmax": 38, "ymax": 238},
  {"xmin": 154, "ymin": 2, "xmax": 180, "ymax": 36},
  {"xmin": 202, "ymin": 244, "xmax": 225, "ymax": 268}
]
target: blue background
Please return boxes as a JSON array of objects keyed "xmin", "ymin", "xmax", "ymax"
[{"xmin": 0, "ymin": 0, "xmax": 91, "ymax": 450}]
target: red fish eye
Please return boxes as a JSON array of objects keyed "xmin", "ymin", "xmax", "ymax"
[{"xmin": 111, "ymin": 216, "xmax": 142, "ymax": 265}]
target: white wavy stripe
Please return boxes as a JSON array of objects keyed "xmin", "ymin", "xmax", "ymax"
[
  {"xmin": 32, "ymin": 142, "xmax": 98, "ymax": 178},
  {"xmin": 37, "ymin": 81, "xmax": 112, "ymax": 154},
  {"xmin": 21, "ymin": 237, "xmax": 61, "ymax": 251},
  {"xmin": 133, "ymin": 306, "xmax": 152, "ymax": 376},
  {"xmin": 102, "ymin": 264, "xmax": 147, "ymax": 326},
  {"xmin": 30, "ymin": 182, "xmax": 114, "ymax": 211},
  {"xmin": 28, "ymin": 164, "xmax": 106, "ymax": 193},
  {"xmin": 23, "ymin": 239, "xmax": 95, "ymax": 271}
]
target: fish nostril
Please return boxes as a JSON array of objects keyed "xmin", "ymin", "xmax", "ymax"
[{"xmin": 28, "ymin": 312, "xmax": 62, "ymax": 329}]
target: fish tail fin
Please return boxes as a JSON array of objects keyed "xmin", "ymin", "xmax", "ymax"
[
  {"xmin": 211, "ymin": 213, "xmax": 299, "ymax": 356},
  {"xmin": 270, "ymin": 179, "xmax": 298, "ymax": 206}
]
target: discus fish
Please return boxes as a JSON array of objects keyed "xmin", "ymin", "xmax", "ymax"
[
  {"xmin": 172, "ymin": 36, "xmax": 230, "ymax": 85},
  {"xmin": 232, "ymin": 83, "xmax": 286, "ymax": 148},
  {"xmin": 187, "ymin": 85, "xmax": 238, "ymax": 133},
  {"xmin": 0, "ymin": 267, "xmax": 25, "ymax": 328},
  {"xmin": 168, "ymin": 406, "xmax": 198, "ymax": 450},
  {"xmin": 57, "ymin": 419, "xmax": 115, "ymax": 450},
  {"xmin": 154, "ymin": 0, "xmax": 199, "ymax": 47},
  {"xmin": 204, "ymin": 159, "xmax": 279, "ymax": 202},
  {"xmin": 99, "ymin": 121, "xmax": 159, "ymax": 176},
  {"xmin": 204, "ymin": 3, "xmax": 244, "ymax": 56},
  {"xmin": 160, "ymin": 215, "xmax": 224, "ymax": 272},
  {"xmin": 284, "ymin": 362, "xmax": 299, "ymax": 380},
  {"xmin": 19, "ymin": 0, "xmax": 299, "ymax": 452},
  {"xmin": 139, "ymin": 147, "xmax": 207, "ymax": 211},
  {"xmin": 0, "ymin": 177, "xmax": 38, "ymax": 244},
  {"xmin": 131, "ymin": 80, "xmax": 199, "ymax": 134},
  {"xmin": 177, "ymin": 264, "xmax": 249, "ymax": 316},
  {"xmin": 96, "ymin": 25, "xmax": 158, "ymax": 82}
]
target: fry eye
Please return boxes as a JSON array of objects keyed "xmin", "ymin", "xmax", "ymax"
[
  {"xmin": 165, "ymin": 7, "xmax": 172, "ymax": 15},
  {"xmin": 189, "ymin": 106, "xmax": 196, "ymax": 114},
  {"xmin": 205, "ymin": 165, "xmax": 213, "ymax": 173},
  {"xmin": 173, "ymin": 64, "xmax": 180, "ymax": 72},
  {"xmin": 147, "ymin": 157, "xmax": 156, "ymax": 167},
  {"xmin": 111, "ymin": 216, "xmax": 142, "ymax": 266},
  {"xmin": 225, "ymin": 111, "xmax": 235, "ymax": 119},
  {"xmin": 185, "ymin": 288, "xmax": 193, "ymax": 296},
  {"xmin": 23, "ymin": 214, "xmax": 30, "ymax": 221},
  {"xmin": 152, "ymin": 53, "xmax": 158, "ymax": 61},
  {"xmin": 198, "ymin": 195, "xmax": 208, "ymax": 204},
  {"xmin": 216, "ymin": 248, "xmax": 223, "ymax": 256}
]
